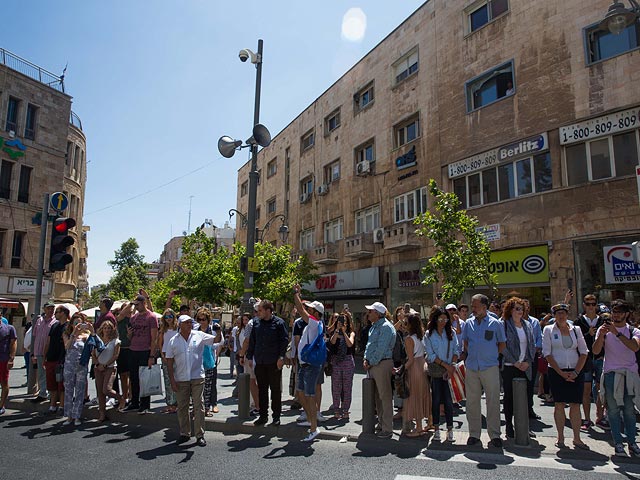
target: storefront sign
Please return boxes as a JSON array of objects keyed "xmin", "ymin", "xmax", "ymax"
[
  {"xmin": 559, "ymin": 107, "xmax": 640, "ymax": 145},
  {"xmin": 485, "ymin": 245, "xmax": 549, "ymax": 284},
  {"xmin": 448, "ymin": 133, "xmax": 548, "ymax": 178},
  {"xmin": 10, "ymin": 277, "xmax": 50, "ymax": 295},
  {"xmin": 396, "ymin": 145, "xmax": 417, "ymax": 170},
  {"xmin": 0, "ymin": 137, "xmax": 26, "ymax": 159},
  {"xmin": 398, "ymin": 269, "xmax": 421, "ymax": 287},
  {"xmin": 604, "ymin": 244, "xmax": 640, "ymax": 284},
  {"xmin": 304, "ymin": 267, "xmax": 379, "ymax": 293},
  {"xmin": 476, "ymin": 224, "xmax": 500, "ymax": 242}
]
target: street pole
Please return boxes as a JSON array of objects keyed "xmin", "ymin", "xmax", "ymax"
[
  {"xmin": 242, "ymin": 39, "xmax": 263, "ymax": 311},
  {"xmin": 28, "ymin": 192, "xmax": 49, "ymax": 395}
]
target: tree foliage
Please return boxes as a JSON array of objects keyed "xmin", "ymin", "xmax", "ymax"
[
  {"xmin": 84, "ymin": 283, "xmax": 109, "ymax": 309},
  {"xmin": 105, "ymin": 238, "xmax": 149, "ymax": 300},
  {"xmin": 414, "ymin": 179, "xmax": 497, "ymax": 303},
  {"xmin": 148, "ymin": 274, "xmax": 182, "ymax": 312}
]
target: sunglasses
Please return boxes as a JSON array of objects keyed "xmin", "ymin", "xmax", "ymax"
[
  {"xmin": 163, "ymin": 315, "xmax": 174, "ymax": 319},
  {"xmin": 584, "ymin": 302, "xmax": 597, "ymax": 306},
  {"xmin": 437, "ymin": 317, "xmax": 448, "ymax": 322},
  {"xmin": 513, "ymin": 306, "xmax": 524, "ymax": 311}
]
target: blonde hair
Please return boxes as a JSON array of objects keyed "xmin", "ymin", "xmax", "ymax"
[
  {"xmin": 159, "ymin": 309, "xmax": 178, "ymax": 334},
  {"xmin": 97, "ymin": 321, "xmax": 118, "ymax": 341}
]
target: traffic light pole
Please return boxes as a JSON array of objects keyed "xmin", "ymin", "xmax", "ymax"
[{"xmin": 28, "ymin": 193, "xmax": 49, "ymax": 395}]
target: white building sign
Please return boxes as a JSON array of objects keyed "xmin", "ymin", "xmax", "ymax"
[
  {"xmin": 476, "ymin": 224, "xmax": 501, "ymax": 242},
  {"xmin": 560, "ymin": 107, "xmax": 640, "ymax": 145},
  {"xmin": 604, "ymin": 245, "xmax": 640, "ymax": 284},
  {"xmin": 11, "ymin": 277, "xmax": 50, "ymax": 295}
]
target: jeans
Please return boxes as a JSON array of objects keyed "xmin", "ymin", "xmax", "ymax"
[
  {"xmin": 603, "ymin": 372, "xmax": 637, "ymax": 445},
  {"xmin": 254, "ymin": 363, "xmax": 282, "ymax": 419},
  {"xmin": 129, "ymin": 350, "xmax": 151, "ymax": 410},
  {"xmin": 431, "ymin": 376, "xmax": 453, "ymax": 428}
]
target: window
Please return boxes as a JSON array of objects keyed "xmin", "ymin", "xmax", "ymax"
[
  {"xmin": 355, "ymin": 204, "xmax": 381, "ymax": 234},
  {"xmin": 6, "ymin": 97, "xmax": 19, "ymax": 132},
  {"xmin": 0, "ymin": 229, "xmax": 5, "ymax": 268},
  {"xmin": 300, "ymin": 176, "xmax": 313, "ymax": 202},
  {"xmin": 300, "ymin": 228, "xmax": 315, "ymax": 250},
  {"xmin": 0, "ymin": 161, "xmax": 13, "ymax": 199},
  {"xmin": 240, "ymin": 181, "xmax": 248, "ymax": 197},
  {"xmin": 66, "ymin": 142, "xmax": 72, "ymax": 166},
  {"xmin": 354, "ymin": 82, "xmax": 374, "ymax": 111},
  {"xmin": 324, "ymin": 109, "xmax": 341, "ymax": 135},
  {"xmin": 324, "ymin": 159, "xmax": 341, "ymax": 184},
  {"xmin": 565, "ymin": 131, "xmax": 640, "ymax": 185},
  {"xmin": 394, "ymin": 115, "xmax": 420, "ymax": 148},
  {"xmin": 25, "ymin": 104, "xmax": 38, "ymax": 140},
  {"xmin": 394, "ymin": 187, "xmax": 428, "ymax": 223},
  {"xmin": 585, "ymin": 22, "xmax": 640, "ymax": 64},
  {"xmin": 393, "ymin": 47, "xmax": 419, "ymax": 85},
  {"xmin": 355, "ymin": 140, "xmax": 375, "ymax": 167},
  {"xmin": 255, "ymin": 206, "xmax": 261, "ymax": 221},
  {"xmin": 324, "ymin": 218, "xmax": 343, "ymax": 243},
  {"xmin": 466, "ymin": 61, "xmax": 514, "ymax": 111},
  {"xmin": 18, "ymin": 165, "xmax": 32, "ymax": 203},
  {"xmin": 301, "ymin": 129, "xmax": 315, "ymax": 153},
  {"xmin": 467, "ymin": 0, "xmax": 509, "ymax": 33},
  {"xmin": 267, "ymin": 197, "xmax": 276, "ymax": 214},
  {"xmin": 267, "ymin": 158, "xmax": 277, "ymax": 178},
  {"xmin": 453, "ymin": 152, "xmax": 552, "ymax": 208},
  {"xmin": 11, "ymin": 231, "xmax": 24, "ymax": 269},
  {"xmin": 257, "ymin": 169, "xmax": 261, "ymax": 185}
]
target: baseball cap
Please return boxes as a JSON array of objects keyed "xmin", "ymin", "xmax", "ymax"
[
  {"xmin": 551, "ymin": 303, "xmax": 569, "ymax": 314},
  {"xmin": 445, "ymin": 303, "xmax": 457, "ymax": 311},
  {"xmin": 365, "ymin": 302, "xmax": 387, "ymax": 315},
  {"xmin": 178, "ymin": 314, "xmax": 193, "ymax": 324},
  {"xmin": 43, "ymin": 301, "xmax": 55, "ymax": 308},
  {"xmin": 132, "ymin": 294, "xmax": 146, "ymax": 304},
  {"xmin": 303, "ymin": 300, "xmax": 325, "ymax": 315}
]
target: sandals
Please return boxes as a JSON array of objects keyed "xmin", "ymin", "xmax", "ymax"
[
  {"xmin": 205, "ymin": 410, "xmax": 214, "ymax": 417},
  {"xmin": 573, "ymin": 442, "xmax": 590, "ymax": 451},
  {"xmin": 555, "ymin": 441, "xmax": 567, "ymax": 449}
]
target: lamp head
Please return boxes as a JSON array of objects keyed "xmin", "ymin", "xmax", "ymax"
[
  {"xmin": 278, "ymin": 224, "xmax": 289, "ymax": 243},
  {"xmin": 599, "ymin": 1, "xmax": 638, "ymax": 34},
  {"xmin": 218, "ymin": 136, "xmax": 242, "ymax": 158}
]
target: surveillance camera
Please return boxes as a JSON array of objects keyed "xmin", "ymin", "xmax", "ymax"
[{"xmin": 238, "ymin": 49, "xmax": 251, "ymax": 62}]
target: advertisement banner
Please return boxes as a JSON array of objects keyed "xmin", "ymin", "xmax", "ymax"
[
  {"xmin": 603, "ymin": 245, "xmax": 640, "ymax": 284},
  {"xmin": 484, "ymin": 245, "xmax": 549, "ymax": 285}
]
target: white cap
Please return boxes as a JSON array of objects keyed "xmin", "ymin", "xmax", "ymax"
[
  {"xmin": 365, "ymin": 302, "xmax": 387, "ymax": 315},
  {"xmin": 178, "ymin": 314, "xmax": 193, "ymax": 324},
  {"xmin": 303, "ymin": 300, "xmax": 325, "ymax": 315},
  {"xmin": 445, "ymin": 304, "xmax": 457, "ymax": 311}
]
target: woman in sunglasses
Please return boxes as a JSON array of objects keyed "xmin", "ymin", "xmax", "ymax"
[{"xmin": 159, "ymin": 309, "xmax": 178, "ymax": 413}]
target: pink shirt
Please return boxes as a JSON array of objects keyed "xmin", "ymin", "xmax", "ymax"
[
  {"xmin": 32, "ymin": 314, "xmax": 57, "ymax": 356},
  {"xmin": 600, "ymin": 324, "xmax": 640, "ymax": 373},
  {"xmin": 129, "ymin": 310, "xmax": 158, "ymax": 352}
]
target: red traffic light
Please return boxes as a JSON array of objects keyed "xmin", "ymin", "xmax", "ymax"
[{"xmin": 54, "ymin": 217, "xmax": 76, "ymax": 234}]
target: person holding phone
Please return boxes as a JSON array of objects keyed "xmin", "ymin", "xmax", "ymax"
[
  {"xmin": 329, "ymin": 312, "xmax": 356, "ymax": 420},
  {"xmin": 62, "ymin": 313, "xmax": 93, "ymax": 426}
]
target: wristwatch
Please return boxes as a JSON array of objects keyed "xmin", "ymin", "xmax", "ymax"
[{"xmin": 616, "ymin": 332, "xmax": 623, "ymax": 338}]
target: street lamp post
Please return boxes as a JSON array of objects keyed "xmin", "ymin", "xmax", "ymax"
[{"xmin": 229, "ymin": 210, "xmax": 289, "ymax": 244}]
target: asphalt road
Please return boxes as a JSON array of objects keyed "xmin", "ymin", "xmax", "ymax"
[{"xmin": 2, "ymin": 409, "xmax": 639, "ymax": 480}]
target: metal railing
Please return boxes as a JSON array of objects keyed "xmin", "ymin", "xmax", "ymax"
[
  {"xmin": 69, "ymin": 111, "xmax": 82, "ymax": 130},
  {"xmin": 0, "ymin": 48, "xmax": 64, "ymax": 92}
]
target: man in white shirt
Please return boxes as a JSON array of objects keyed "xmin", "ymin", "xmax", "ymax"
[{"xmin": 166, "ymin": 315, "xmax": 222, "ymax": 446}]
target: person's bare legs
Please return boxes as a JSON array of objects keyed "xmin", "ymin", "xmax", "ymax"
[
  {"xmin": 570, "ymin": 403, "xmax": 586, "ymax": 445},
  {"xmin": 554, "ymin": 403, "xmax": 566, "ymax": 444}
]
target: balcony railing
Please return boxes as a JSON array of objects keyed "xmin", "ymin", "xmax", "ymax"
[
  {"xmin": 0, "ymin": 47, "xmax": 65, "ymax": 93},
  {"xmin": 70, "ymin": 111, "xmax": 82, "ymax": 130}
]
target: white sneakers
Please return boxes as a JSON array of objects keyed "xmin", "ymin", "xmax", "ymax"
[
  {"xmin": 446, "ymin": 430, "xmax": 454, "ymax": 442},
  {"xmin": 302, "ymin": 430, "xmax": 320, "ymax": 442},
  {"xmin": 296, "ymin": 412, "xmax": 307, "ymax": 422},
  {"xmin": 317, "ymin": 413, "xmax": 328, "ymax": 423},
  {"xmin": 433, "ymin": 429, "xmax": 441, "ymax": 441}
]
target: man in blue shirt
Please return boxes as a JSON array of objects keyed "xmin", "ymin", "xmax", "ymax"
[
  {"xmin": 363, "ymin": 302, "xmax": 396, "ymax": 438},
  {"xmin": 461, "ymin": 294, "xmax": 506, "ymax": 447}
]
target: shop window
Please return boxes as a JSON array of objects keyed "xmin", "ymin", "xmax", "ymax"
[
  {"xmin": 324, "ymin": 109, "xmax": 341, "ymax": 135},
  {"xmin": 394, "ymin": 114, "xmax": 420, "ymax": 148},
  {"xmin": 25, "ymin": 104, "xmax": 38, "ymax": 140},
  {"xmin": 466, "ymin": 0, "xmax": 509, "ymax": 33},
  {"xmin": 394, "ymin": 187, "xmax": 428, "ymax": 223},
  {"xmin": 267, "ymin": 158, "xmax": 277, "ymax": 178},
  {"xmin": 324, "ymin": 159, "xmax": 340, "ymax": 184},
  {"xmin": 355, "ymin": 204, "xmax": 381, "ymax": 234},
  {"xmin": 585, "ymin": 22, "xmax": 640, "ymax": 64},
  {"xmin": 300, "ymin": 228, "xmax": 314, "ymax": 250},
  {"xmin": 354, "ymin": 81, "xmax": 374, "ymax": 112},
  {"xmin": 301, "ymin": 129, "xmax": 315, "ymax": 153},
  {"xmin": 324, "ymin": 218, "xmax": 343, "ymax": 243},
  {"xmin": 393, "ymin": 47, "xmax": 418, "ymax": 85},
  {"xmin": 565, "ymin": 131, "xmax": 640, "ymax": 185},
  {"xmin": 466, "ymin": 61, "xmax": 515, "ymax": 112},
  {"xmin": 0, "ymin": 161, "xmax": 13, "ymax": 199}
]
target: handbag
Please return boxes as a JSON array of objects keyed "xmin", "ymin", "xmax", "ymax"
[
  {"xmin": 427, "ymin": 336, "xmax": 450, "ymax": 379},
  {"xmin": 139, "ymin": 364, "xmax": 163, "ymax": 397},
  {"xmin": 447, "ymin": 361, "xmax": 466, "ymax": 403},
  {"xmin": 393, "ymin": 364, "xmax": 410, "ymax": 399},
  {"xmin": 300, "ymin": 322, "xmax": 327, "ymax": 366}
]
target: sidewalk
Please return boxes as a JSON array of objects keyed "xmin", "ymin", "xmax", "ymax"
[{"xmin": 5, "ymin": 355, "xmax": 633, "ymax": 462}]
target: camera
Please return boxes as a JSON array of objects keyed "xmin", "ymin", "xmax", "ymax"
[{"xmin": 238, "ymin": 49, "xmax": 251, "ymax": 62}]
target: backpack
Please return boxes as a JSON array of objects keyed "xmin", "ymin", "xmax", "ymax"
[
  {"xmin": 300, "ymin": 321, "xmax": 327, "ymax": 366},
  {"xmin": 392, "ymin": 332, "xmax": 407, "ymax": 367}
]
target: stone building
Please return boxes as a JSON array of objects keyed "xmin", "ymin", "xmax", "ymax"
[
  {"xmin": 0, "ymin": 47, "xmax": 88, "ymax": 323},
  {"xmin": 235, "ymin": 0, "xmax": 640, "ymax": 319}
]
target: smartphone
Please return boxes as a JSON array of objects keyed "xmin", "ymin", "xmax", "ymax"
[
  {"xmin": 343, "ymin": 303, "xmax": 349, "ymax": 311},
  {"xmin": 404, "ymin": 303, "xmax": 411, "ymax": 314},
  {"xmin": 436, "ymin": 292, "xmax": 443, "ymax": 299}
]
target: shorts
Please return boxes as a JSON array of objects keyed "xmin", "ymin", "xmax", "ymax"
[
  {"xmin": 0, "ymin": 361, "xmax": 9, "ymax": 383},
  {"xmin": 316, "ymin": 364, "xmax": 325, "ymax": 385},
  {"xmin": 297, "ymin": 363, "xmax": 322, "ymax": 397},
  {"xmin": 117, "ymin": 348, "xmax": 131, "ymax": 374},
  {"xmin": 44, "ymin": 361, "xmax": 64, "ymax": 392},
  {"xmin": 245, "ymin": 358, "xmax": 255, "ymax": 379}
]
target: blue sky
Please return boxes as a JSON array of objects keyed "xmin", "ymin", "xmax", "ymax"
[{"xmin": 4, "ymin": 0, "xmax": 426, "ymax": 287}]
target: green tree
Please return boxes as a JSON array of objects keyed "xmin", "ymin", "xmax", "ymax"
[
  {"xmin": 84, "ymin": 283, "xmax": 109, "ymax": 309},
  {"xmin": 106, "ymin": 238, "xmax": 149, "ymax": 300},
  {"xmin": 108, "ymin": 266, "xmax": 144, "ymax": 300},
  {"xmin": 148, "ymin": 274, "xmax": 182, "ymax": 312},
  {"xmin": 414, "ymin": 179, "xmax": 497, "ymax": 303}
]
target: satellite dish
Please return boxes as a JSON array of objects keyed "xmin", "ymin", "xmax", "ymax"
[
  {"xmin": 252, "ymin": 124, "xmax": 271, "ymax": 148},
  {"xmin": 218, "ymin": 136, "xmax": 242, "ymax": 158}
]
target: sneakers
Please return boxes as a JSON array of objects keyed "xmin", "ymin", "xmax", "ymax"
[
  {"xmin": 630, "ymin": 443, "xmax": 640, "ymax": 457},
  {"xmin": 249, "ymin": 408, "xmax": 260, "ymax": 417},
  {"xmin": 505, "ymin": 424, "xmax": 515, "ymax": 439},
  {"xmin": 615, "ymin": 443, "xmax": 627, "ymax": 457},
  {"xmin": 580, "ymin": 420, "xmax": 593, "ymax": 432},
  {"xmin": 0, "ymin": 407, "xmax": 5, "ymax": 415},
  {"xmin": 446, "ymin": 430, "xmax": 454, "ymax": 442},
  {"xmin": 596, "ymin": 418, "xmax": 611, "ymax": 431},
  {"xmin": 302, "ymin": 430, "xmax": 320, "ymax": 442},
  {"xmin": 74, "ymin": 419, "xmax": 81, "ymax": 426},
  {"xmin": 106, "ymin": 398, "xmax": 116, "ymax": 407},
  {"xmin": 137, "ymin": 409, "xmax": 151, "ymax": 415},
  {"xmin": 296, "ymin": 412, "xmax": 308, "ymax": 422},
  {"xmin": 253, "ymin": 416, "xmax": 268, "ymax": 426},
  {"xmin": 433, "ymin": 429, "xmax": 441, "ymax": 441},
  {"xmin": 316, "ymin": 413, "xmax": 328, "ymax": 423},
  {"xmin": 297, "ymin": 420, "xmax": 311, "ymax": 427}
]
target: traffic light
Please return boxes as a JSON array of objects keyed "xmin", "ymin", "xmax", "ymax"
[{"xmin": 49, "ymin": 217, "xmax": 76, "ymax": 272}]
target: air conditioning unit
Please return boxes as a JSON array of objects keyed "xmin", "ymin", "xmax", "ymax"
[
  {"xmin": 317, "ymin": 184, "xmax": 329, "ymax": 196},
  {"xmin": 300, "ymin": 192, "xmax": 311, "ymax": 203},
  {"xmin": 356, "ymin": 161, "xmax": 370, "ymax": 176},
  {"xmin": 373, "ymin": 227, "xmax": 385, "ymax": 244}
]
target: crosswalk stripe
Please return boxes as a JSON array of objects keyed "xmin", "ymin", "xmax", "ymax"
[{"xmin": 396, "ymin": 476, "xmax": 461, "ymax": 480}]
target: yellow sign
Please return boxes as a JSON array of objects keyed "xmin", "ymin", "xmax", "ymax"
[
  {"xmin": 247, "ymin": 257, "xmax": 260, "ymax": 273},
  {"xmin": 485, "ymin": 245, "xmax": 549, "ymax": 285}
]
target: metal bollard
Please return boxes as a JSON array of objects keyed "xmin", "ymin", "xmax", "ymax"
[
  {"xmin": 362, "ymin": 377, "xmax": 376, "ymax": 434},
  {"xmin": 513, "ymin": 377, "xmax": 530, "ymax": 446},
  {"xmin": 238, "ymin": 372, "xmax": 251, "ymax": 419}
]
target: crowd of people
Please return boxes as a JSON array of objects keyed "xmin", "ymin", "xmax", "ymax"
[{"xmin": 3, "ymin": 288, "xmax": 640, "ymax": 457}]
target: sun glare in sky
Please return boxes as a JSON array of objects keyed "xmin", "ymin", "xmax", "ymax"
[{"xmin": 341, "ymin": 7, "xmax": 367, "ymax": 42}]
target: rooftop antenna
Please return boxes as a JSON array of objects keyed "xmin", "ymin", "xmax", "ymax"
[{"xmin": 187, "ymin": 195, "xmax": 194, "ymax": 234}]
